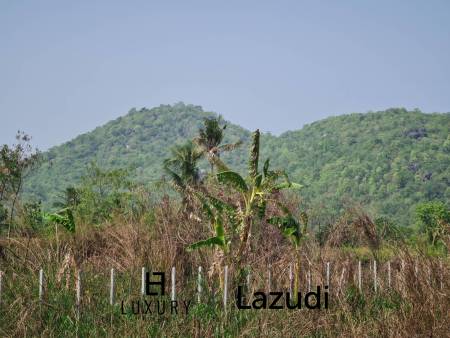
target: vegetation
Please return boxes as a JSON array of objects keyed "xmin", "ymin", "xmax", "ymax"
[
  {"xmin": 186, "ymin": 129, "xmax": 301, "ymax": 282},
  {"xmin": 416, "ymin": 201, "xmax": 450, "ymax": 248},
  {"xmin": 0, "ymin": 131, "xmax": 40, "ymax": 237},
  {"xmin": 24, "ymin": 104, "xmax": 449, "ymax": 228},
  {"xmin": 194, "ymin": 116, "xmax": 241, "ymax": 173},
  {"xmin": 1, "ymin": 107, "xmax": 449, "ymax": 337}
]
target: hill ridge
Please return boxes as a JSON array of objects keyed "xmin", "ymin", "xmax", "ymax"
[{"xmin": 25, "ymin": 103, "xmax": 450, "ymax": 226}]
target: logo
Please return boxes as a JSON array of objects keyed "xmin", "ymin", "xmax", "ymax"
[
  {"xmin": 120, "ymin": 272, "xmax": 192, "ymax": 317},
  {"xmin": 236, "ymin": 285, "xmax": 329, "ymax": 310}
]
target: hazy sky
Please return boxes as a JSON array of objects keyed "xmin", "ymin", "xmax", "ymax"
[{"xmin": 1, "ymin": 1, "xmax": 450, "ymax": 150}]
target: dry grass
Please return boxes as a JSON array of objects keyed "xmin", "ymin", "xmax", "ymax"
[{"xmin": 0, "ymin": 197, "xmax": 449, "ymax": 337}]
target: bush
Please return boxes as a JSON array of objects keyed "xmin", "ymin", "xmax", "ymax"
[{"xmin": 416, "ymin": 201, "xmax": 449, "ymax": 248}]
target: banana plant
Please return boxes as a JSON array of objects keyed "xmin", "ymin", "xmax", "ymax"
[
  {"xmin": 210, "ymin": 129, "xmax": 301, "ymax": 269},
  {"xmin": 43, "ymin": 207, "xmax": 76, "ymax": 233},
  {"xmin": 186, "ymin": 193, "xmax": 235, "ymax": 254},
  {"xmin": 187, "ymin": 217, "xmax": 227, "ymax": 251},
  {"xmin": 267, "ymin": 206, "xmax": 308, "ymax": 302},
  {"xmin": 187, "ymin": 129, "xmax": 301, "ymax": 284}
]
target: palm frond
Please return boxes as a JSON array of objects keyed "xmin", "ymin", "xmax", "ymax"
[
  {"xmin": 217, "ymin": 140, "xmax": 242, "ymax": 152},
  {"xmin": 210, "ymin": 155, "xmax": 231, "ymax": 172}
]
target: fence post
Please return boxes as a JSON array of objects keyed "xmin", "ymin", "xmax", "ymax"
[
  {"xmin": 373, "ymin": 261, "xmax": 377, "ymax": 292},
  {"xmin": 0, "ymin": 271, "xmax": 3, "ymax": 306},
  {"xmin": 171, "ymin": 267, "xmax": 176, "ymax": 302},
  {"xmin": 339, "ymin": 267, "xmax": 346, "ymax": 293},
  {"xmin": 387, "ymin": 261, "xmax": 391, "ymax": 289},
  {"xmin": 223, "ymin": 265, "xmax": 228, "ymax": 313},
  {"xmin": 110, "ymin": 268, "xmax": 115, "ymax": 306},
  {"xmin": 197, "ymin": 266, "xmax": 202, "ymax": 303},
  {"xmin": 307, "ymin": 263, "xmax": 311, "ymax": 292},
  {"xmin": 326, "ymin": 262, "xmax": 330, "ymax": 289},
  {"xmin": 141, "ymin": 267, "xmax": 146, "ymax": 296},
  {"xmin": 289, "ymin": 264, "xmax": 293, "ymax": 296},
  {"xmin": 358, "ymin": 261, "xmax": 362, "ymax": 292},
  {"xmin": 39, "ymin": 269, "xmax": 44, "ymax": 302},
  {"xmin": 76, "ymin": 270, "xmax": 82, "ymax": 320},
  {"xmin": 268, "ymin": 264, "xmax": 272, "ymax": 293}
]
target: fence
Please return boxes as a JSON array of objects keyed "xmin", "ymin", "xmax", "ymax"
[{"xmin": 0, "ymin": 259, "xmax": 446, "ymax": 315}]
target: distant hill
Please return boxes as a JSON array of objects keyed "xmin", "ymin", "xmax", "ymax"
[{"xmin": 24, "ymin": 103, "xmax": 450, "ymax": 226}]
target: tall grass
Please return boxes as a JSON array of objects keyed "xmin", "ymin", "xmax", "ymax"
[{"xmin": 0, "ymin": 197, "xmax": 448, "ymax": 337}]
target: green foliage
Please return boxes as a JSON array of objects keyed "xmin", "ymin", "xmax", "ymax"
[
  {"xmin": 267, "ymin": 206, "xmax": 307, "ymax": 302},
  {"xmin": 0, "ymin": 203, "xmax": 7, "ymax": 225},
  {"xmin": 24, "ymin": 103, "xmax": 249, "ymax": 210},
  {"xmin": 262, "ymin": 108, "xmax": 450, "ymax": 227},
  {"xmin": 187, "ymin": 216, "xmax": 227, "ymax": 252},
  {"xmin": 22, "ymin": 200, "xmax": 44, "ymax": 230},
  {"xmin": 53, "ymin": 186, "xmax": 80, "ymax": 209},
  {"xmin": 43, "ymin": 208, "xmax": 75, "ymax": 233},
  {"xmin": 23, "ymin": 105, "xmax": 449, "ymax": 226},
  {"xmin": 163, "ymin": 140, "xmax": 203, "ymax": 190},
  {"xmin": 73, "ymin": 163, "xmax": 134, "ymax": 224},
  {"xmin": 188, "ymin": 128, "xmax": 299, "ymax": 276},
  {"xmin": 267, "ymin": 211, "xmax": 307, "ymax": 249},
  {"xmin": 197, "ymin": 117, "xmax": 225, "ymax": 150},
  {"xmin": 374, "ymin": 217, "xmax": 407, "ymax": 242},
  {"xmin": 1, "ymin": 131, "xmax": 40, "ymax": 233},
  {"xmin": 415, "ymin": 201, "xmax": 449, "ymax": 247},
  {"xmin": 217, "ymin": 171, "xmax": 248, "ymax": 192}
]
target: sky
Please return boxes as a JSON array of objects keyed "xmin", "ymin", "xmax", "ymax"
[{"xmin": 1, "ymin": 0, "xmax": 450, "ymax": 150}]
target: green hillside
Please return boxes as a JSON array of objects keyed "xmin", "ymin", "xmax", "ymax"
[
  {"xmin": 262, "ymin": 109, "xmax": 450, "ymax": 225},
  {"xmin": 24, "ymin": 103, "xmax": 450, "ymax": 226}
]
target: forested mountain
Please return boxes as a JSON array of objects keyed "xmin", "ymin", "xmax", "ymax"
[{"xmin": 24, "ymin": 103, "xmax": 449, "ymax": 226}]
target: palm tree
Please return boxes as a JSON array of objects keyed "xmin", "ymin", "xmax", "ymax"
[
  {"xmin": 194, "ymin": 117, "xmax": 241, "ymax": 173},
  {"xmin": 188, "ymin": 129, "xmax": 302, "ymax": 274},
  {"xmin": 163, "ymin": 140, "xmax": 204, "ymax": 209}
]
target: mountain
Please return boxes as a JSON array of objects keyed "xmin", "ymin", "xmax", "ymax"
[
  {"xmin": 24, "ymin": 103, "xmax": 450, "ymax": 226},
  {"xmin": 25, "ymin": 103, "xmax": 252, "ymax": 204}
]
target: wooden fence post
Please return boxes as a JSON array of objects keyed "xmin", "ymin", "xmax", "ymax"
[
  {"xmin": 223, "ymin": 265, "xmax": 228, "ymax": 313},
  {"xmin": 171, "ymin": 267, "xmax": 176, "ymax": 302},
  {"xmin": 110, "ymin": 268, "xmax": 115, "ymax": 306},
  {"xmin": 358, "ymin": 261, "xmax": 362, "ymax": 292},
  {"xmin": 197, "ymin": 266, "xmax": 202, "ymax": 303},
  {"xmin": 39, "ymin": 269, "xmax": 44, "ymax": 302}
]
